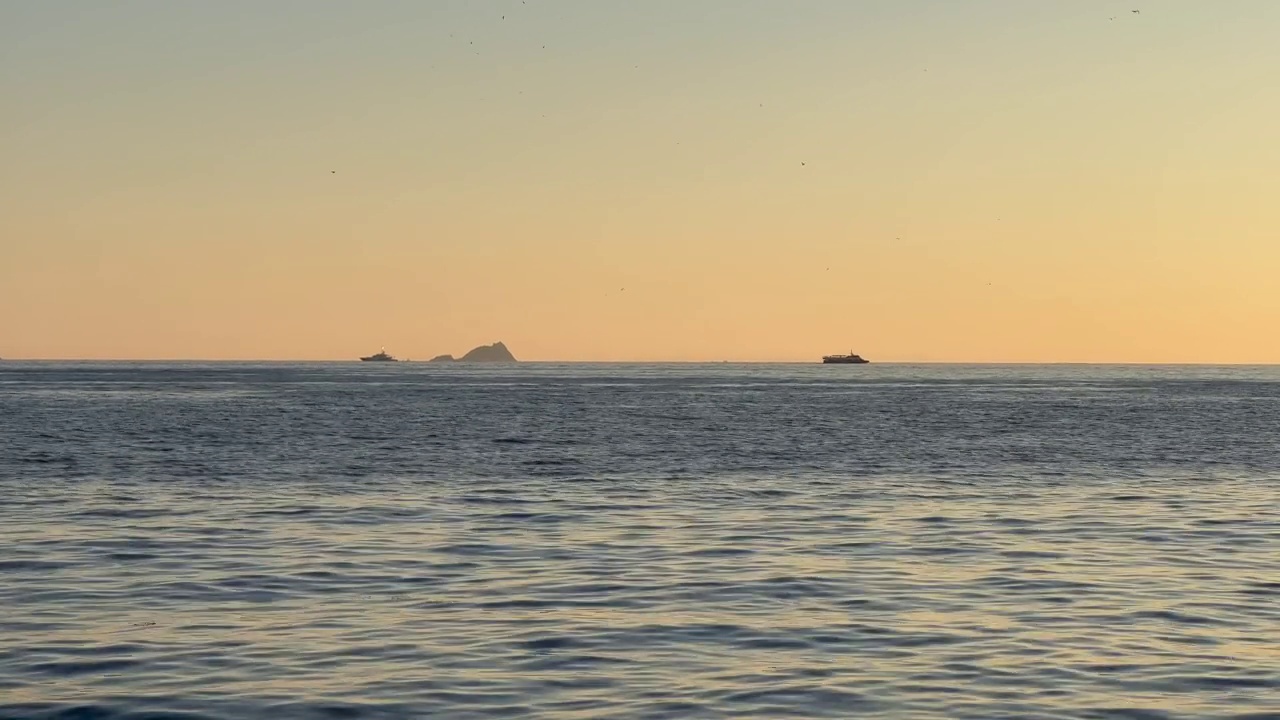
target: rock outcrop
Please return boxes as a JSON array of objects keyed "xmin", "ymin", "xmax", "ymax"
[
  {"xmin": 460, "ymin": 341, "xmax": 517, "ymax": 362},
  {"xmin": 427, "ymin": 342, "xmax": 517, "ymax": 363}
]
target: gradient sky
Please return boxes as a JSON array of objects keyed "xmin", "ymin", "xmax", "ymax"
[{"xmin": 3, "ymin": 0, "xmax": 1278, "ymax": 362}]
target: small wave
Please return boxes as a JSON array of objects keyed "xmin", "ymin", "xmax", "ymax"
[
  {"xmin": 0, "ymin": 560, "xmax": 73, "ymax": 573},
  {"xmin": 25, "ymin": 658, "xmax": 141, "ymax": 677}
]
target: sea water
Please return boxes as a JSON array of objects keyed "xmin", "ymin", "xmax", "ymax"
[{"xmin": 1, "ymin": 362, "xmax": 1277, "ymax": 719}]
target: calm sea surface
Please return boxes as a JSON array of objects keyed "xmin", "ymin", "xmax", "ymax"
[{"xmin": 1, "ymin": 362, "xmax": 1278, "ymax": 720}]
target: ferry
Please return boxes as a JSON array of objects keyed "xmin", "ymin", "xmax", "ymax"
[{"xmin": 822, "ymin": 351, "xmax": 869, "ymax": 364}]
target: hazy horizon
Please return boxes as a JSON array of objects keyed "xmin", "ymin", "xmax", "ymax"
[
  {"xmin": 3, "ymin": 355, "xmax": 1279, "ymax": 366},
  {"xmin": 4, "ymin": 1, "xmax": 1278, "ymax": 363}
]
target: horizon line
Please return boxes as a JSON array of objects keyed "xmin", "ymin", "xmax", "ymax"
[{"xmin": 2, "ymin": 358, "xmax": 1278, "ymax": 367}]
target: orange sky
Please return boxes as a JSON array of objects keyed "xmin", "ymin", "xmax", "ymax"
[{"xmin": 2, "ymin": 1, "xmax": 1277, "ymax": 362}]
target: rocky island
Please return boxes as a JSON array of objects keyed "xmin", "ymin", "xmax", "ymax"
[{"xmin": 428, "ymin": 341, "xmax": 517, "ymax": 363}]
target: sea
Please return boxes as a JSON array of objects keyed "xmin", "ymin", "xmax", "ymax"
[{"xmin": 1, "ymin": 362, "xmax": 1277, "ymax": 720}]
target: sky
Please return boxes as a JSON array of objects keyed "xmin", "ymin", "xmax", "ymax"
[{"xmin": 2, "ymin": 0, "xmax": 1278, "ymax": 362}]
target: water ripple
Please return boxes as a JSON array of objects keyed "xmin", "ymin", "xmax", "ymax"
[{"xmin": 2, "ymin": 362, "xmax": 1279, "ymax": 718}]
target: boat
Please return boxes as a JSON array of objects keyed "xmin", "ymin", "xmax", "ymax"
[
  {"xmin": 360, "ymin": 348, "xmax": 398, "ymax": 362},
  {"xmin": 822, "ymin": 350, "xmax": 869, "ymax": 364}
]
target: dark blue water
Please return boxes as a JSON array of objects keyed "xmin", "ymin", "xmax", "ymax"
[{"xmin": 2, "ymin": 362, "xmax": 1278, "ymax": 719}]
